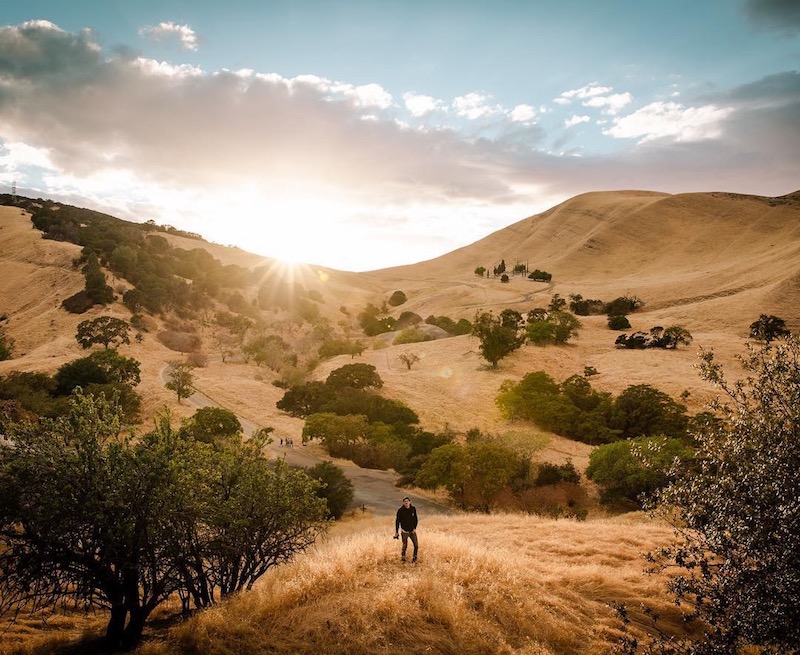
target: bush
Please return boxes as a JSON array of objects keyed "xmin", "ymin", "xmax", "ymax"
[
  {"xmin": 534, "ymin": 461, "xmax": 581, "ymax": 486},
  {"xmin": 306, "ymin": 461, "xmax": 355, "ymax": 519},
  {"xmin": 61, "ymin": 290, "xmax": 95, "ymax": 314},
  {"xmin": 393, "ymin": 328, "xmax": 433, "ymax": 345},
  {"xmin": 586, "ymin": 436, "xmax": 693, "ymax": 506},
  {"xmin": 388, "ymin": 290, "xmax": 407, "ymax": 307},
  {"xmin": 607, "ymin": 315, "xmax": 631, "ymax": 330},
  {"xmin": 158, "ymin": 330, "xmax": 202, "ymax": 353}
]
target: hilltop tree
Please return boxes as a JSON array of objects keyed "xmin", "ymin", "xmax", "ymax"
[
  {"xmin": 471, "ymin": 310, "xmax": 525, "ymax": 367},
  {"xmin": 76, "ymin": 316, "xmax": 131, "ymax": 349},
  {"xmin": 641, "ymin": 340, "xmax": 800, "ymax": 654},
  {"xmin": 165, "ymin": 361, "xmax": 194, "ymax": 403},
  {"xmin": 749, "ymin": 313, "xmax": 791, "ymax": 343}
]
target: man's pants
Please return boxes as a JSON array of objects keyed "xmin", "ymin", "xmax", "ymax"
[{"xmin": 401, "ymin": 530, "xmax": 418, "ymax": 560}]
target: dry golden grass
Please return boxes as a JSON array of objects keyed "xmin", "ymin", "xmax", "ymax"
[
  {"xmin": 130, "ymin": 513, "xmax": 678, "ymax": 655},
  {"xmin": 2, "ymin": 191, "xmax": 798, "ymax": 653}
]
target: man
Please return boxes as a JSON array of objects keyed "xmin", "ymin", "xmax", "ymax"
[{"xmin": 394, "ymin": 496, "xmax": 419, "ymax": 564}]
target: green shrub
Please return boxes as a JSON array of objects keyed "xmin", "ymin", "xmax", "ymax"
[
  {"xmin": 388, "ymin": 290, "xmax": 407, "ymax": 306},
  {"xmin": 393, "ymin": 328, "xmax": 433, "ymax": 345},
  {"xmin": 607, "ymin": 315, "xmax": 631, "ymax": 330}
]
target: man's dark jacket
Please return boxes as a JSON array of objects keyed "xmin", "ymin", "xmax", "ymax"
[{"xmin": 395, "ymin": 504, "xmax": 418, "ymax": 532}]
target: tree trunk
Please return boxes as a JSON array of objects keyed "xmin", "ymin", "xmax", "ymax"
[
  {"xmin": 105, "ymin": 604, "xmax": 128, "ymax": 650},
  {"xmin": 122, "ymin": 606, "xmax": 149, "ymax": 650}
]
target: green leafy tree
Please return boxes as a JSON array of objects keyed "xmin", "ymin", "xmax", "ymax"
[
  {"xmin": 749, "ymin": 313, "xmax": 791, "ymax": 342},
  {"xmin": 525, "ymin": 309, "xmax": 581, "ymax": 345},
  {"xmin": 326, "ymin": 363, "xmax": 384, "ymax": 390},
  {"xmin": 180, "ymin": 406, "xmax": 243, "ymax": 445},
  {"xmin": 55, "ymin": 350, "xmax": 141, "ymax": 395},
  {"xmin": 416, "ymin": 441, "xmax": 524, "ymax": 511},
  {"xmin": 641, "ymin": 340, "xmax": 800, "ymax": 654},
  {"xmin": 0, "ymin": 394, "xmax": 326, "ymax": 650},
  {"xmin": 472, "ymin": 310, "xmax": 525, "ymax": 367},
  {"xmin": 82, "ymin": 252, "xmax": 115, "ymax": 305},
  {"xmin": 586, "ymin": 436, "xmax": 694, "ymax": 506},
  {"xmin": 76, "ymin": 316, "xmax": 131, "ymax": 349},
  {"xmin": 306, "ymin": 461, "xmax": 355, "ymax": 519},
  {"xmin": 611, "ymin": 384, "xmax": 688, "ymax": 439},
  {"xmin": 165, "ymin": 361, "xmax": 194, "ymax": 403}
]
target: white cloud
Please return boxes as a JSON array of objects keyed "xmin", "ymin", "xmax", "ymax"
[
  {"xmin": 347, "ymin": 83, "xmax": 394, "ymax": 109},
  {"xmin": 403, "ymin": 92, "xmax": 445, "ymax": 117},
  {"xmin": 509, "ymin": 104, "xmax": 537, "ymax": 123},
  {"xmin": 556, "ymin": 83, "xmax": 612, "ymax": 104},
  {"xmin": 453, "ymin": 92, "xmax": 502, "ymax": 120},
  {"xmin": 564, "ymin": 114, "xmax": 591, "ymax": 128},
  {"xmin": 583, "ymin": 92, "xmax": 633, "ymax": 114},
  {"xmin": 604, "ymin": 101, "xmax": 734, "ymax": 142},
  {"xmin": 0, "ymin": 21, "xmax": 795, "ymax": 269},
  {"xmin": 139, "ymin": 22, "xmax": 199, "ymax": 51}
]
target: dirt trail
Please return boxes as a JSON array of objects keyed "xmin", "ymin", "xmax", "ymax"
[{"xmin": 160, "ymin": 366, "xmax": 451, "ymax": 518}]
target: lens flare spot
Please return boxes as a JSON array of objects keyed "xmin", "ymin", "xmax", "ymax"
[
  {"xmin": 317, "ymin": 270, "xmax": 329, "ymax": 283},
  {"xmin": 440, "ymin": 367, "xmax": 453, "ymax": 379}
]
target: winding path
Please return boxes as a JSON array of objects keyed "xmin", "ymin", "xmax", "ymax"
[{"xmin": 160, "ymin": 366, "xmax": 451, "ymax": 518}]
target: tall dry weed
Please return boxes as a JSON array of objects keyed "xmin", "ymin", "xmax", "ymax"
[{"xmin": 148, "ymin": 513, "xmax": 680, "ymax": 655}]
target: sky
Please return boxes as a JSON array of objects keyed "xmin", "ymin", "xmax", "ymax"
[{"xmin": 0, "ymin": 1, "xmax": 798, "ymax": 271}]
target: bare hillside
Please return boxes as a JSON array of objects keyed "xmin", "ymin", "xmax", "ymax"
[{"xmin": 368, "ymin": 190, "xmax": 800, "ymax": 333}]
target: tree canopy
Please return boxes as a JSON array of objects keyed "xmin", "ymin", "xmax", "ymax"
[
  {"xmin": 641, "ymin": 339, "xmax": 800, "ymax": 654},
  {"xmin": 0, "ymin": 393, "xmax": 326, "ymax": 650},
  {"xmin": 472, "ymin": 310, "xmax": 525, "ymax": 367}
]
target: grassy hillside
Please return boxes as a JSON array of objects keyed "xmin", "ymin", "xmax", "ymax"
[{"xmin": 1, "ymin": 188, "xmax": 798, "ymax": 653}]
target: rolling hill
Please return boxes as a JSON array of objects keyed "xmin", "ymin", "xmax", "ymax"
[{"xmin": 1, "ymin": 188, "xmax": 798, "ymax": 653}]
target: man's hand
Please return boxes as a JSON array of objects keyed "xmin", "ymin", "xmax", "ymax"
[{"xmin": 393, "ymin": 533, "xmax": 399, "ymax": 539}]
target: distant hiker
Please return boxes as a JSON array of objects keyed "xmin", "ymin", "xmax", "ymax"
[{"xmin": 394, "ymin": 496, "xmax": 419, "ymax": 563}]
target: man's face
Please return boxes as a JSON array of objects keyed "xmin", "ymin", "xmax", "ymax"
[{"xmin": 403, "ymin": 499, "xmax": 410, "ymax": 508}]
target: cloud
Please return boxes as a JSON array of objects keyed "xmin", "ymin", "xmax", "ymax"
[
  {"xmin": 452, "ymin": 92, "xmax": 502, "ymax": 120},
  {"xmin": 583, "ymin": 92, "xmax": 633, "ymax": 114},
  {"xmin": 603, "ymin": 101, "xmax": 734, "ymax": 142},
  {"xmin": 743, "ymin": 0, "xmax": 800, "ymax": 34},
  {"xmin": 509, "ymin": 104, "xmax": 537, "ymax": 123},
  {"xmin": 403, "ymin": 92, "xmax": 445, "ymax": 117},
  {"xmin": 0, "ymin": 21, "xmax": 796, "ymax": 269},
  {"xmin": 556, "ymin": 83, "xmax": 612, "ymax": 103},
  {"xmin": 139, "ymin": 22, "xmax": 199, "ymax": 51},
  {"xmin": 564, "ymin": 115, "xmax": 591, "ymax": 128}
]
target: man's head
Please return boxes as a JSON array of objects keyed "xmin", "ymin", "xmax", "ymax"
[{"xmin": 402, "ymin": 497, "xmax": 411, "ymax": 507}]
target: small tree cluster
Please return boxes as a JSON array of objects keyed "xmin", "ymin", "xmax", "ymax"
[
  {"xmin": 527, "ymin": 269, "xmax": 552, "ymax": 282},
  {"xmin": 425, "ymin": 314, "xmax": 472, "ymax": 335},
  {"xmin": 525, "ymin": 308, "xmax": 582, "ymax": 345},
  {"xmin": 615, "ymin": 325, "xmax": 693, "ymax": 349},
  {"xmin": 497, "ymin": 371, "xmax": 689, "ymax": 445}
]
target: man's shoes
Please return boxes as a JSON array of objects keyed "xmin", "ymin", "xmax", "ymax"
[
  {"xmin": 412, "ymin": 558, "xmax": 417, "ymax": 564},
  {"xmin": 401, "ymin": 557, "xmax": 406, "ymax": 563}
]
